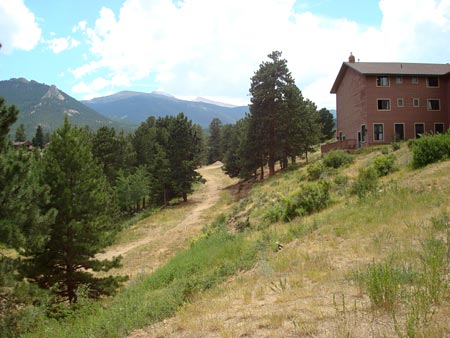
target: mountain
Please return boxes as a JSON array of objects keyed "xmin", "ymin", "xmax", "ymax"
[
  {"xmin": 0, "ymin": 78, "xmax": 135, "ymax": 138},
  {"xmin": 82, "ymin": 91, "xmax": 249, "ymax": 128}
]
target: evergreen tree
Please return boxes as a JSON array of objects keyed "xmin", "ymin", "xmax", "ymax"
[
  {"xmin": 22, "ymin": 118, "xmax": 125, "ymax": 304},
  {"xmin": 207, "ymin": 118, "xmax": 223, "ymax": 164},
  {"xmin": 318, "ymin": 108, "xmax": 335, "ymax": 141},
  {"xmin": 0, "ymin": 98, "xmax": 18, "ymax": 151},
  {"xmin": 248, "ymin": 51, "xmax": 296, "ymax": 176},
  {"xmin": 32, "ymin": 125, "xmax": 45, "ymax": 149},
  {"xmin": 157, "ymin": 113, "xmax": 204, "ymax": 202},
  {"xmin": 14, "ymin": 124, "xmax": 26, "ymax": 142}
]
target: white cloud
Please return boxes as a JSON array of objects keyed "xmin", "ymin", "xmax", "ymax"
[
  {"xmin": 71, "ymin": 0, "xmax": 450, "ymax": 108},
  {"xmin": 46, "ymin": 37, "xmax": 80, "ymax": 54},
  {"xmin": 0, "ymin": 0, "xmax": 41, "ymax": 53},
  {"xmin": 72, "ymin": 20, "xmax": 87, "ymax": 33}
]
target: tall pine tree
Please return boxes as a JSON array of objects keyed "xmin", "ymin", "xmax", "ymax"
[
  {"xmin": 22, "ymin": 118, "xmax": 125, "ymax": 304},
  {"xmin": 207, "ymin": 118, "xmax": 223, "ymax": 164}
]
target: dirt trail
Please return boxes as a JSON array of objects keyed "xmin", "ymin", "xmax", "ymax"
[{"xmin": 97, "ymin": 162, "xmax": 229, "ymax": 277}]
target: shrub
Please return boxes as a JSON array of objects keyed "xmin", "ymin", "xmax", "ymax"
[
  {"xmin": 351, "ymin": 166, "xmax": 379, "ymax": 199},
  {"xmin": 306, "ymin": 161, "xmax": 325, "ymax": 180},
  {"xmin": 391, "ymin": 141, "xmax": 401, "ymax": 151},
  {"xmin": 412, "ymin": 132, "xmax": 450, "ymax": 167},
  {"xmin": 323, "ymin": 150, "xmax": 353, "ymax": 168},
  {"xmin": 354, "ymin": 261, "xmax": 415, "ymax": 311},
  {"xmin": 373, "ymin": 153, "xmax": 397, "ymax": 176},
  {"xmin": 281, "ymin": 181, "xmax": 330, "ymax": 222}
]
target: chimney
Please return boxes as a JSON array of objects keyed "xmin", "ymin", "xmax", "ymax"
[{"xmin": 348, "ymin": 52, "xmax": 355, "ymax": 63}]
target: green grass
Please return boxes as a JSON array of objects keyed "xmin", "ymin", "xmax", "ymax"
[{"xmin": 21, "ymin": 230, "xmax": 257, "ymax": 338}]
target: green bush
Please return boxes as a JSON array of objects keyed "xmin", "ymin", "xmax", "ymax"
[
  {"xmin": 306, "ymin": 161, "xmax": 325, "ymax": 180},
  {"xmin": 351, "ymin": 166, "xmax": 379, "ymax": 199},
  {"xmin": 373, "ymin": 153, "xmax": 397, "ymax": 176},
  {"xmin": 281, "ymin": 181, "xmax": 330, "ymax": 222},
  {"xmin": 412, "ymin": 132, "xmax": 450, "ymax": 167},
  {"xmin": 391, "ymin": 141, "xmax": 401, "ymax": 151},
  {"xmin": 322, "ymin": 150, "xmax": 353, "ymax": 169}
]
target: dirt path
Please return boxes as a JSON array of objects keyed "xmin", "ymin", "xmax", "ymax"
[{"xmin": 97, "ymin": 162, "xmax": 231, "ymax": 278}]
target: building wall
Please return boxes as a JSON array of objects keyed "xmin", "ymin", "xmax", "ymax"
[
  {"xmin": 365, "ymin": 74, "xmax": 449, "ymax": 144},
  {"xmin": 336, "ymin": 68, "xmax": 367, "ymax": 144}
]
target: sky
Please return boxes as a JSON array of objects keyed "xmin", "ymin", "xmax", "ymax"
[{"xmin": 1, "ymin": 0, "xmax": 450, "ymax": 110}]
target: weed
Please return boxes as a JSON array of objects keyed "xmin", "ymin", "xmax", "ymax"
[
  {"xmin": 391, "ymin": 142, "xmax": 401, "ymax": 151},
  {"xmin": 351, "ymin": 166, "xmax": 379, "ymax": 199},
  {"xmin": 373, "ymin": 153, "xmax": 398, "ymax": 176},
  {"xmin": 323, "ymin": 150, "xmax": 354, "ymax": 168},
  {"xmin": 307, "ymin": 161, "xmax": 325, "ymax": 180},
  {"xmin": 431, "ymin": 212, "xmax": 450, "ymax": 231},
  {"xmin": 269, "ymin": 277, "xmax": 288, "ymax": 293},
  {"xmin": 353, "ymin": 260, "xmax": 415, "ymax": 311},
  {"xmin": 281, "ymin": 181, "xmax": 330, "ymax": 222}
]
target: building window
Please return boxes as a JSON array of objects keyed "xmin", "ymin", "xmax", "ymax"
[
  {"xmin": 397, "ymin": 98, "xmax": 404, "ymax": 107},
  {"xmin": 361, "ymin": 125, "xmax": 367, "ymax": 143},
  {"xmin": 413, "ymin": 98, "xmax": 420, "ymax": 107},
  {"xmin": 376, "ymin": 76, "xmax": 390, "ymax": 87},
  {"xmin": 427, "ymin": 99, "xmax": 440, "ymax": 111},
  {"xmin": 435, "ymin": 123, "xmax": 444, "ymax": 134},
  {"xmin": 339, "ymin": 131, "xmax": 344, "ymax": 141},
  {"xmin": 396, "ymin": 76, "xmax": 403, "ymax": 84},
  {"xmin": 394, "ymin": 123, "xmax": 405, "ymax": 141},
  {"xmin": 374, "ymin": 124, "xmax": 384, "ymax": 141},
  {"xmin": 427, "ymin": 76, "xmax": 439, "ymax": 87},
  {"xmin": 412, "ymin": 76, "xmax": 419, "ymax": 84},
  {"xmin": 415, "ymin": 123, "xmax": 425, "ymax": 138},
  {"xmin": 377, "ymin": 99, "xmax": 391, "ymax": 110}
]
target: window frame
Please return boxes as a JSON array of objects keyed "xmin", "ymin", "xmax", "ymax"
[
  {"xmin": 397, "ymin": 98, "xmax": 404, "ymax": 107},
  {"xmin": 412, "ymin": 76, "xmax": 419, "ymax": 84},
  {"xmin": 373, "ymin": 123, "xmax": 384, "ymax": 141},
  {"xmin": 413, "ymin": 98, "xmax": 420, "ymax": 107},
  {"xmin": 394, "ymin": 123, "xmax": 405, "ymax": 142},
  {"xmin": 376, "ymin": 76, "xmax": 390, "ymax": 87},
  {"xmin": 427, "ymin": 76, "xmax": 439, "ymax": 88},
  {"xmin": 396, "ymin": 76, "xmax": 403, "ymax": 84},
  {"xmin": 427, "ymin": 99, "xmax": 440, "ymax": 111},
  {"xmin": 377, "ymin": 98, "xmax": 391, "ymax": 111}
]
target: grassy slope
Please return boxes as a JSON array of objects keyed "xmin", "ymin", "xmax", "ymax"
[
  {"xmin": 22, "ymin": 144, "xmax": 450, "ymax": 337},
  {"xmin": 141, "ymin": 144, "xmax": 450, "ymax": 338}
]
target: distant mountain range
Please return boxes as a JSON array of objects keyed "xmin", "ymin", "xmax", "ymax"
[
  {"xmin": 0, "ymin": 78, "xmax": 135, "ymax": 138},
  {"xmin": 82, "ymin": 91, "xmax": 249, "ymax": 127}
]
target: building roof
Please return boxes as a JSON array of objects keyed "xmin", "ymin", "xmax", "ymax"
[{"xmin": 330, "ymin": 61, "xmax": 450, "ymax": 93}]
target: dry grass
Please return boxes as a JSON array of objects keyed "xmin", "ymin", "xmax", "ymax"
[
  {"xmin": 97, "ymin": 163, "xmax": 238, "ymax": 280},
  {"xmin": 136, "ymin": 145, "xmax": 450, "ymax": 338}
]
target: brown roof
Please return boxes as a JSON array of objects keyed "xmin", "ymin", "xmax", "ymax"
[{"xmin": 330, "ymin": 62, "xmax": 450, "ymax": 93}]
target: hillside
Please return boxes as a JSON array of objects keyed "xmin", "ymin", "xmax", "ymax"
[
  {"xmin": 0, "ymin": 78, "xmax": 135, "ymax": 138},
  {"xmin": 82, "ymin": 91, "xmax": 249, "ymax": 128},
  {"xmin": 22, "ymin": 144, "xmax": 450, "ymax": 338}
]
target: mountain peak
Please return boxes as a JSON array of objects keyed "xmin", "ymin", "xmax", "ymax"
[{"xmin": 42, "ymin": 85, "xmax": 65, "ymax": 101}]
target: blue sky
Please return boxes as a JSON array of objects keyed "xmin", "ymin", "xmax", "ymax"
[{"xmin": 2, "ymin": 0, "xmax": 450, "ymax": 109}]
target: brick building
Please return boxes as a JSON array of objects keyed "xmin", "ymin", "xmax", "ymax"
[{"xmin": 324, "ymin": 53, "xmax": 450, "ymax": 152}]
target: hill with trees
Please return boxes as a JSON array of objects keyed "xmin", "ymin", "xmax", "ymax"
[{"xmin": 0, "ymin": 78, "xmax": 135, "ymax": 138}]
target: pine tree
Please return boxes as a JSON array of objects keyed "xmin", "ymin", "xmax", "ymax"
[
  {"xmin": 0, "ymin": 98, "xmax": 18, "ymax": 151},
  {"xmin": 207, "ymin": 118, "xmax": 223, "ymax": 164},
  {"xmin": 14, "ymin": 124, "xmax": 26, "ymax": 142},
  {"xmin": 248, "ymin": 51, "xmax": 296, "ymax": 176},
  {"xmin": 32, "ymin": 125, "xmax": 44, "ymax": 149},
  {"xmin": 22, "ymin": 118, "xmax": 125, "ymax": 304},
  {"xmin": 318, "ymin": 108, "xmax": 335, "ymax": 141}
]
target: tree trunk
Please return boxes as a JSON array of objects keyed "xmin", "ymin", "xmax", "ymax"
[
  {"xmin": 260, "ymin": 164, "xmax": 264, "ymax": 180},
  {"xmin": 142, "ymin": 196, "xmax": 146, "ymax": 209},
  {"xmin": 182, "ymin": 192, "xmax": 187, "ymax": 202},
  {"xmin": 291, "ymin": 156, "xmax": 296, "ymax": 164},
  {"xmin": 268, "ymin": 158, "xmax": 275, "ymax": 176}
]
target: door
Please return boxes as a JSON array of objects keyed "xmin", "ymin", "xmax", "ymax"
[
  {"xmin": 415, "ymin": 123, "xmax": 425, "ymax": 138},
  {"xmin": 394, "ymin": 123, "xmax": 405, "ymax": 142},
  {"xmin": 357, "ymin": 131, "xmax": 362, "ymax": 148}
]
